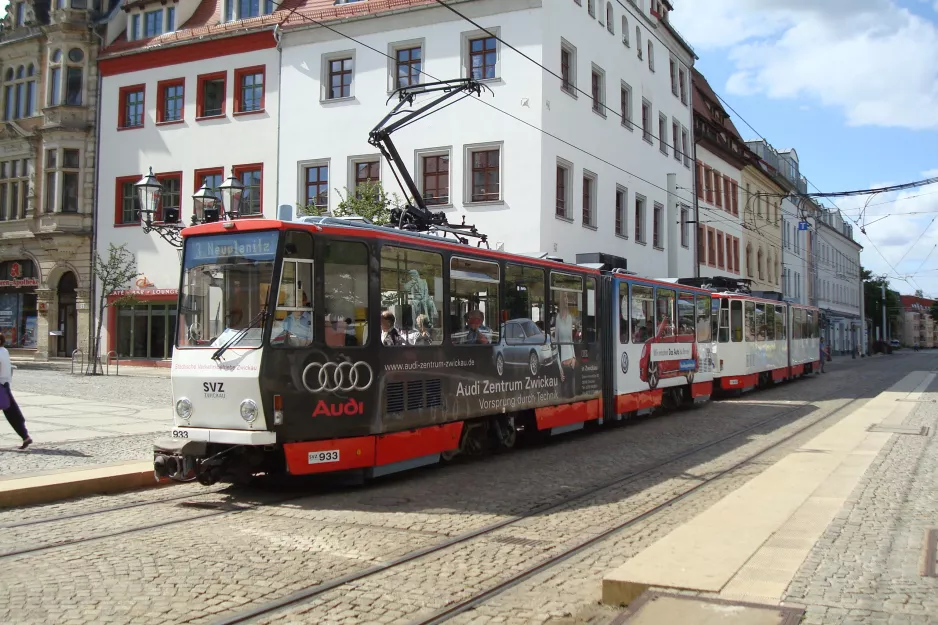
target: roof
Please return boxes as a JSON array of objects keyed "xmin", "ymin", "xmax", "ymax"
[
  {"xmin": 691, "ymin": 68, "xmax": 744, "ymax": 142},
  {"xmin": 100, "ymin": 0, "xmax": 440, "ymax": 58},
  {"xmin": 900, "ymin": 295, "xmax": 935, "ymax": 309}
]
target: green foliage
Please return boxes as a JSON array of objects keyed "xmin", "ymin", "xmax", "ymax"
[
  {"xmin": 90, "ymin": 244, "xmax": 139, "ymax": 374},
  {"xmin": 297, "ymin": 180, "xmax": 411, "ymax": 226}
]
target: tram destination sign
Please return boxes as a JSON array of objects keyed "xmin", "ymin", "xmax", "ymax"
[{"xmin": 184, "ymin": 231, "xmax": 278, "ymax": 269}]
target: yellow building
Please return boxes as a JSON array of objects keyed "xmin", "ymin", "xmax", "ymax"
[{"xmin": 740, "ymin": 143, "xmax": 785, "ymax": 294}]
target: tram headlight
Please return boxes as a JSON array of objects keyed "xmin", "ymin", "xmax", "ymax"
[
  {"xmin": 240, "ymin": 399, "xmax": 258, "ymax": 423},
  {"xmin": 175, "ymin": 398, "xmax": 192, "ymax": 421}
]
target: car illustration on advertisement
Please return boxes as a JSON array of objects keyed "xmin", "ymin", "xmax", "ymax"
[
  {"xmin": 492, "ymin": 318, "xmax": 555, "ymax": 376},
  {"xmin": 638, "ymin": 317, "xmax": 698, "ymax": 389}
]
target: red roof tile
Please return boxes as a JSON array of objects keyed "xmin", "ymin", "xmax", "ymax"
[{"xmin": 101, "ymin": 0, "xmax": 441, "ymax": 58}]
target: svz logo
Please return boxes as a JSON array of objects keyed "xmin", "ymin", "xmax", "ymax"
[{"xmin": 203, "ymin": 382, "xmax": 225, "ymax": 399}]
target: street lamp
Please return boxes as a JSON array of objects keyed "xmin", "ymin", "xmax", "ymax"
[
  {"xmin": 192, "ymin": 181, "xmax": 221, "ymax": 224},
  {"xmin": 218, "ymin": 172, "xmax": 245, "ymax": 219},
  {"xmin": 136, "ymin": 166, "xmax": 183, "ymax": 248}
]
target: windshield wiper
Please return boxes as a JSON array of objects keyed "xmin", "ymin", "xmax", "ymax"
[{"xmin": 211, "ymin": 308, "xmax": 268, "ymax": 361}]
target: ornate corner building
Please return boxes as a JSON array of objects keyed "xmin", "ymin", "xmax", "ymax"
[{"xmin": 0, "ymin": 0, "xmax": 100, "ymax": 359}]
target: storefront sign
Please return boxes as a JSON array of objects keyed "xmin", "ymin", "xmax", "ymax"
[
  {"xmin": 0, "ymin": 278, "xmax": 39, "ymax": 288},
  {"xmin": 112, "ymin": 288, "xmax": 178, "ymax": 297},
  {"xmin": 135, "ymin": 276, "xmax": 155, "ymax": 288}
]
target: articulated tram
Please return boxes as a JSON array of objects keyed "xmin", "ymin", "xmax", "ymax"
[{"xmin": 154, "ymin": 217, "xmax": 820, "ymax": 485}]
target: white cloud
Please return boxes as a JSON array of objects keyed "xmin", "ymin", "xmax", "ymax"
[{"xmin": 673, "ymin": 0, "xmax": 938, "ymax": 130}]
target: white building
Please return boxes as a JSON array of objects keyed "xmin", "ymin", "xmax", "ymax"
[
  {"xmin": 92, "ymin": 0, "xmax": 697, "ymax": 365},
  {"xmin": 94, "ymin": 1, "xmax": 282, "ymax": 365},
  {"xmin": 813, "ymin": 207, "xmax": 863, "ymax": 354},
  {"xmin": 278, "ymin": 0, "xmax": 697, "ymax": 276},
  {"xmin": 690, "ymin": 68, "xmax": 745, "ymax": 282}
]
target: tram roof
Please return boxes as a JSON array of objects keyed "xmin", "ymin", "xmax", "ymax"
[
  {"xmin": 181, "ymin": 217, "xmax": 713, "ymax": 292},
  {"xmin": 711, "ymin": 291, "xmax": 820, "ymax": 310}
]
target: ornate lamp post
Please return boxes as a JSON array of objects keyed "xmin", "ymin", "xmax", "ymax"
[
  {"xmin": 218, "ymin": 172, "xmax": 245, "ymax": 219},
  {"xmin": 136, "ymin": 167, "xmax": 183, "ymax": 248},
  {"xmin": 192, "ymin": 181, "xmax": 221, "ymax": 224}
]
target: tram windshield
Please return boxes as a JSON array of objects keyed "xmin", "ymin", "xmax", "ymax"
[{"xmin": 177, "ymin": 230, "xmax": 279, "ymax": 348}]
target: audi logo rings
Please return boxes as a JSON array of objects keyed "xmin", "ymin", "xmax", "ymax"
[{"xmin": 302, "ymin": 361, "xmax": 374, "ymax": 393}]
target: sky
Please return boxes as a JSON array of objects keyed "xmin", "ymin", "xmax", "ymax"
[{"xmin": 671, "ymin": 0, "xmax": 938, "ymax": 298}]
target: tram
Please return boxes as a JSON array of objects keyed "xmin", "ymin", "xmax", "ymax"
[{"xmin": 151, "ymin": 79, "xmax": 818, "ymax": 485}]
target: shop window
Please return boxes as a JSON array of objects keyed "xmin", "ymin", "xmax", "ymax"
[
  {"xmin": 451, "ymin": 257, "xmax": 499, "ymax": 345},
  {"xmin": 116, "ymin": 303, "xmax": 176, "ymax": 359},
  {"xmin": 381, "ymin": 246, "xmax": 443, "ymax": 345},
  {"xmin": 323, "ymin": 240, "xmax": 369, "ymax": 348},
  {"xmin": 504, "ymin": 264, "xmax": 546, "ymax": 345}
]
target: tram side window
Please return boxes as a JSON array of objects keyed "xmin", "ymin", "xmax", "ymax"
[
  {"xmin": 696, "ymin": 295, "xmax": 712, "ymax": 343},
  {"xmin": 271, "ymin": 257, "xmax": 314, "ymax": 348},
  {"xmin": 619, "ymin": 283, "xmax": 630, "ymax": 344},
  {"xmin": 731, "ymin": 300, "xmax": 743, "ymax": 342},
  {"xmin": 504, "ymin": 264, "xmax": 546, "ymax": 345},
  {"xmin": 678, "ymin": 293, "xmax": 695, "ymax": 337},
  {"xmin": 550, "ymin": 272, "xmax": 583, "ymax": 344},
  {"xmin": 631, "ymin": 284, "xmax": 655, "ymax": 342},
  {"xmin": 775, "ymin": 306, "xmax": 785, "ymax": 340},
  {"xmin": 767, "ymin": 305, "xmax": 777, "ymax": 341},
  {"xmin": 807, "ymin": 310, "xmax": 816, "ymax": 339},
  {"xmin": 793, "ymin": 308, "xmax": 803, "ymax": 340},
  {"xmin": 583, "ymin": 278, "xmax": 597, "ymax": 343},
  {"xmin": 744, "ymin": 301, "xmax": 755, "ymax": 342},
  {"xmin": 656, "ymin": 288, "xmax": 676, "ymax": 337},
  {"xmin": 755, "ymin": 304, "xmax": 766, "ymax": 341},
  {"xmin": 380, "ymin": 246, "xmax": 444, "ymax": 346},
  {"xmin": 324, "ymin": 240, "xmax": 369, "ymax": 348},
  {"xmin": 711, "ymin": 298, "xmax": 720, "ymax": 342},
  {"xmin": 451, "ymin": 256, "xmax": 500, "ymax": 345}
]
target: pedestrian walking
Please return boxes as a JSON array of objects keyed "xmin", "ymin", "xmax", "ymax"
[
  {"xmin": 0, "ymin": 334, "xmax": 31, "ymax": 449},
  {"xmin": 818, "ymin": 337, "xmax": 829, "ymax": 374}
]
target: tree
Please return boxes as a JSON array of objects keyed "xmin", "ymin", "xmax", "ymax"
[
  {"xmin": 930, "ymin": 301, "xmax": 938, "ymax": 323},
  {"xmin": 861, "ymin": 267, "xmax": 901, "ymax": 345},
  {"xmin": 297, "ymin": 180, "xmax": 411, "ymax": 226},
  {"xmin": 89, "ymin": 244, "xmax": 139, "ymax": 375}
]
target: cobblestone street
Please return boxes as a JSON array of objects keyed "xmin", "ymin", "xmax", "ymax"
[{"xmin": 0, "ymin": 353, "xmax": 934, "ymax": 625}]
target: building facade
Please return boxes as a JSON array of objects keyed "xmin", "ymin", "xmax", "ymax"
[
  {"xmin": 899, "ymin": 295, "xmax": 936, "ymax": 348},
  {"xmin": 277, "ymin": 0, "xmax": 697, "ymax": 277},
  {"xmin": 814, "ymin": 207, "xmax": 863, "ymax": 354},
  {"xmin": 94, "ymin": 1, "xmax": 282, "ymax": 365},
  {"xmin": 0, "ymin": 1, "xmax": 100, "ymax": 359},
  {"xmin": 690, "ymin": 68, "xmax": 746, "ymax": 281},
  {"xmin": 740, "ymin": 139, "xmax": 785, "ymax": 295}
]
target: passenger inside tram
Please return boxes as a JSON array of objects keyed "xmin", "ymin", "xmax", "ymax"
[
  {"xmin": 460, "ymin": 310, "xmax": 490, "ymax": 344},
  {"xmin": 276, "ymin": 293, "xmax": 312, "ymax": 345},
  {"xmin": 412, "ymin": 314, "xmax": 433, "ymax": 345},
  {"xmin": 380, "ymin": 310, "xmax": 406, "ymax": 346}
]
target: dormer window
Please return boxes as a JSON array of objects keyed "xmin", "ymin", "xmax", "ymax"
[
  {"xmin": 224, "ymin": 0, "xmax": 275, "ymax": 22},
  {"xmin": 144, "ymin": 9, "xmax": 162, "ymax": 37},
  {"xmin": 14, "ymin": 2, "xmax": 25, "ymax": 26},
  {"xmin": 127, "ymin": 6, "xmax": 176, "ymax": 41}
]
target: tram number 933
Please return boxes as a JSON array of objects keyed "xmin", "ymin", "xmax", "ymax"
[
  {"xmin": 308, "ymin": 450, "xmax": 340, "ymax": 465},
  {"xmin": 172, "ymin": 429, "xmax": 189, "ymax": 438}
]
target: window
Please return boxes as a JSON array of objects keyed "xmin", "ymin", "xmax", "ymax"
[
  {"xmin": 395, "ymin": 46, "xmax": 422, "ymax": 89},
  {"xmin": 707, "ymin": 229, "xmax": 716, "ymax": 267},
  {"xmin": 620, "ymin": 82, "xmax": 632, "ymax": 128},
  {"xmin": 323, "ymin": 240, "xmax": 369, "ymax": 347},
  {"xmin": 48, "ymin": 51, "xmax": 62, "ymax": 107},
  {"xmin": 234, "ymin": 66, "xmax": 264, "ymax": 113},
  {"xmin": 717, "ymin": 232, "xmax": 724, "ymax": 268},
  {"xmin": 757, "ymin": 247, "xmax": 764, "ymax": 280},
  {"xmin": 272, "ymin": 236, "xmax": 314, "ymax": 350},
  {"xmin": 326, "ymin": 56, "xmax": 353, "ymax": 100},
  {"xmin": 131, "ymin": 14, "xmax": 140, "ymax": 40},
  {"xmin": 451, "ymin": 257, "xmax": 500, "ymax": 344},
  {"xmin": 156, "ymin": 79, "xmax": 184, "ymax": 123},
  {"xmin": 65, "ymin": 48, "xmax": 83, "ymax": 106},
  {"xmin": 656, "ymin": 288, "xmax": 675, "ymax": 336},
  {"xmin": 582, "ymin": 171, "xmax": 596, "ymax": 227},
  {"xmin": 193, "ymin": 167, "xmax": 223, "ymax": 205},
  {"xmin": 353, "ymin": 159, "xmax": 380, "ymax": 193},
  {"xmin": 745, "ymin": 301, "xmax": 755, "ymax": 342},
  {"xmin": 166, "ymin": 6, "xmax": 175, "ymax": 31},
  {"xmin": 634, "ymin": 194, "xmax": 646, "ymax": 243},
  {"xmin": 556, "ymin": 162, "xmax": 569, "ymax": 218},
  {"xmin": 197, "ymin": 72, "xmax": 226, "ymax": 118},
  {"xmin": 714, "ymin": 173, "xmax": 722, "ymax": 208},
  {"xmin": 730, "ymin": 181, "xmax": 739, "ymax": 215},
  {"xmin": 756, "ymin": 304, "xmax": 766, "ymax": 341},
  {"xmin": 155, "ymin": 172, "xmax": 181, "ymax": 223},
  {"xmin": 44, "ymin": 148, "xmax": 80, "ymax": 213},
  {"xmin": 560, "ymin": 44, "xmax": 575, "ymax": 94},
  {"xmin": 670, "ymin": 59, "xmax": 678, "ymax": 96},
  {"xmin": 647, "ymin": 41, "xmax": 654, "ymax": 71},
  {"xmin": 679, "ymin": 68, "xmax": 687, "ymax": 104},
  {"xmin": 380, "ymin": 247, "xmax": 443, "ymax": 345},
  {"xmin": 619, "ymin": 283, "xmax": 630, "ymax": 343},
  {"xmin": 606, "ymin": 2, "xmax": 614, "ymax": 31},
  {"xmin": 680, "ymin": 204, "xmax": 689, "ymax": 248},
  {"xmin": 615, "ymin": 186, "xmax": 627, "ymax": 236},
  {"xmin": 228, "ymin": 0, "xmax": 275, "ymax": 20},
  {"xmin": 622, "ymin": 16, "xmax": 629, "ymax": 46},
  {"xmin": 653, "ymin": 202, "xmax": 663, "ymax": 248},
  {"xmin": 681, "ymin": 127, "xmax": 690, "ymax": 167},
  {"xmin": 696, "ymin": 162, "xmax": 704, "ymax": 198},
  {"xmin": 115, "ymin": 175, "xmax": 140, "ymax": 225},
  {"xmin": 672, "ymin": 121, "xmax": 681, "ymax": 161},
  {"xmin": 591, "ymin": 66, "xmax": 605, "ymax": 115},
  {"xmin": 422, "ymin": 154, "xmax": 449, "ymax": 205},
  {"xmin": 631, "ymin": 284, "xmax": 654, "ymax": 343},
  {"xmin": 705, "ymin": 167, "xmax": 713, "ymax": 203},
  {"xmin": 234, "ymin": 164, "xmax": 262, "ymax": 216},
  {"xmin": 303, "ymin": 163, "xmax": 329, "ymax": 210},
  {"xmin": 505, "ymin": 264, "xmax": 547, "ymax": 347},
  {"xmin": 658, "ymin": 114, "xmax": 667, "ymax": 155},
  {"xmin": 551, "ymin": 272, "xmax": 582, "ymax": 352},
  {"xmin": 14, "ymin": 1, "xmax": 24, "ymax": 26},
  {"xmin": 0, "ymin": 159, "xmax": 29, "ymax": 221},
  {"xmin": 587, "ymin": 0, "xmax": 595, "ymax": 17},
  {"xmin": 636, "ymin": 26, "xmax": 642, "ymax": 59},
  {"xmin": 3, "ymin": 64, "xmax": 37, "ymax": 120},
  {"xmin": 696, "ymin": 296, "xmax": 712, "ymax": 343},
  {"xmin": 731, "ymin": 300, "xmax": 743, "ymax": 342},
  {"xmin": 116, "ymin": 303, "xmax": 176, "ymax": 360},
  {"xmin": 678, "ymin": 293, "xmax": 695, "ymax": 337},
  {"xmin": 641, "ymin": 99, "xmax": 652, "ymax": 143},
  {"xmin": 469, "ymin": 36, "xmax": 497, "ymax": 80},
  {"xmin": 118, "ymin": 84, "xmax": 145, "ymax": 129},
  {"xmin": 144, "ymin": 10, "xmax": 162, "ymax": 37},
  {"xmin": 775, "ymin": 305, "xmax": 785, "ymax": 340},
  {"xmin": 697, "ymin": 225, "xmax": 705, "ymax": 265},
  {"xmin": 468, "ymin": 146, "xmax": 500, "ymax": 202}
]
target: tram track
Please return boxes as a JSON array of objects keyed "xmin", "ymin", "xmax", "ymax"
[{"xmin": 210, "ymin": 381, "xmax": 872, "ymax": 625}]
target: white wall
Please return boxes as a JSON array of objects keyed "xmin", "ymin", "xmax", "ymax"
[{"xmin": 95, "ymin": 44, "xmax": 281, "ymax": 351}]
